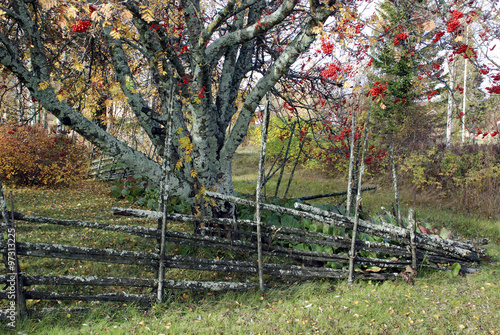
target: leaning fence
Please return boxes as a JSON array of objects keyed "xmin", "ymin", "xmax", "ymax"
[{"xmin": 0, "ymin": 181, "xmax": 486, "ymax": 322}]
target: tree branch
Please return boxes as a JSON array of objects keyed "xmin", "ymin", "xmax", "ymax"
[{"xmin": 206, "ymin": 0, "xmax": 298, "ymax": 62}]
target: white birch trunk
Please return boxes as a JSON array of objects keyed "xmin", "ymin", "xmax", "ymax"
[{"xmin": 446, "ymin": 60, "xmax": 455, "ymax": 147}]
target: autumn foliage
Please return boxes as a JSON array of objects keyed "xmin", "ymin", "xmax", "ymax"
[{"xmin": 0, "ymin": 126, "xmax": 89, "ymax": 187}]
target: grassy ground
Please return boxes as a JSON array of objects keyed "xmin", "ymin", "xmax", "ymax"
[{"xmin": 1, "ymin": 146, "xmax": 499, "ymax": 334}]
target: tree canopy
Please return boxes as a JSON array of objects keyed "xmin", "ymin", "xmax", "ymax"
[{"xmin": 0, "ymin": 0, "xmax": 499, "ymax": 212}]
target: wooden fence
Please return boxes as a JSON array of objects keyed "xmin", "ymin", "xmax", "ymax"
[
  {"xmin": 0, "ymin": 184, "xmax": 486, "ymax": 322},
  {"xmin": 87, "ymin": 156, "xmax": 134, "ymax": 181}
]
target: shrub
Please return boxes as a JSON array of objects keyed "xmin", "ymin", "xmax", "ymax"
[
  {"xmin": 110, "ymin": 175, "xmax": 191, "ymax": 213},
  {"xmin": 110, "ymin": 175, "xmax": 160, "ymax": 210},
  {"xmin": 0, "ymin": 125, "xmax": 89, "ymax": 187},
  {"xmin": 398, "ymin": 143, "xmax": 500, "ymax": 218}
]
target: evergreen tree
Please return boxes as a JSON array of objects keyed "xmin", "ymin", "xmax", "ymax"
[{"xmin": 368, "ymin": 0, "xmax": 441, "ymax": 143}]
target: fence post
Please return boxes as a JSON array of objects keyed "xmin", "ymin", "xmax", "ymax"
[
  {"xmin": 408, "ymin": 209, "xmax": 418, "ymax": 270},
  {"xmin": 348, "ymin": 103, "xmax": 371, "ymax": 286},
  {"xmin": 255, "ymin": 97, "xmax": 271, "ymax": 294},
  {"xmin": 9, "ymin": 192, "xmax": 28, "ymax": 320},
  {"xmin": 157, "ymin": 83, "xmax": 175, "ymax": 302},
  {"xmin": 1, "ymin": 184, "xmax": 28, "ymax": 321},
  {"xmin": 94, "ymin": 156, "xmax": 103, "ymax": 180},
  {"xmin": 106, "ymin": 158, "xmax": 116, "ymax": 181},
  {"xmin": 0, "ymin": 181, "xmax": 10, "ymax": 270}
]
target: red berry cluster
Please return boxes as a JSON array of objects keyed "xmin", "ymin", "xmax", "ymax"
[
  {"xmin": 431, "ymin": 31, "xmax": 445, "ymax": 44},
  {"xmin": 366, "ymin": 82, "xmax": 388, "ymax": 99},
  {"xmin": 486, "ymin": 73, "xmax": 500, "ymax": 95},
  {"xmin": 320, "ymin": 38, "xmax": 334, "ymax": 55},
  {"xmin": 447, "ymin": 10, "xmax": 463, "ymax": 33},
  {"xmin": 393, "ymin": 32, "xmax": 408, "ymax": 45},
  {"xmin": 453, "ymin": 44, "xmax": 477, "ymax": 59},
  {"xmin": 72, "ymin": 20, "xmax": 91, "ymax": 33}
]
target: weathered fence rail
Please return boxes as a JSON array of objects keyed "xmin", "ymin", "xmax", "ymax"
[
  {"xmin": 0, "ymin": 184, "xmax": 487, "ymax": 322},
  {"xmin": 87, "ymin": 156, "xmax": 134, "ymax": 181}
]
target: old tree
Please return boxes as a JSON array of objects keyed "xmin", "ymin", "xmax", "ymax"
[
  {"xmin": 0, "ymin": 0, "xmax": 353, "ymax": 215},
  {"xmin": 1, "ymin": 0, "xmax": 499, "ymax": 215}
]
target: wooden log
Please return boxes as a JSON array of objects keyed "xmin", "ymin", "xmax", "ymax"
[
  {"xmin": 0, "ymin": 275, "xmax": 256, "ymax": 291},
  {"xmin": 90, "ymin": 157, "xmax": 115, "ymax": 165},
  {"xmin": 165, "ymin": 229, "xmax": 400, "ymax": 267},
  {"xmin": 23, "ymin": 291, "xmax": 154, "ymax": 303},
  {"xmin": 141, "ymin": 252, "xmax": 349, "ymax": 279},
  {"xmin": 355, "ymin": 272, "xmax": 399, "ymax": 281},
  {"xmin": 112, "ymin": 207, "xmax": 162, "ymax": 219},
  {"xmin": 0, "ymin": 241, "xmax": 159, "ymax": 266},
  {"xmin": 149, "ymin": 211, "xmax": 411, "ymax": 258},
  {"xmin": 161, "ymin": 279, "xmax": 256, "ymax": 291},
  {"xmin": 201, "ymin": 226, "xmax": 411, "ymax": 258},
  {"xmin": 345, "ymin": 110, "xmax": 357, "ymax": 216},
  {"xmin": 294, "ymin": 203, "xmax": 484, "ymax": 261},
  {"xmin": 255, "ymin": 97, "xmax": 270, "ymax": 293},
  {"xmin": 297, "ymin": 186, "xmax": 377, "ymax": 202},
  {"xmin": 204, "ymin": 192, "xmax": 483, "ymax": 262},
  {"xmin": 12, "ymin": 211, "xmax": 157, "ymax": 236},
  {"xmin": 408, "ymin": 209, "xmax": 418, "ymax": 269},
  {"xmin": 0, "ymin": 275, "xmax": 155, "ymax": 287},
  {"xmin": 348, "ymin": 111, "xmax": 371, "ymax": 286}
]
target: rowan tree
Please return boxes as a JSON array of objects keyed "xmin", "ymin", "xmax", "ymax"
[{"xmin": 0, "ymin": 0, "xmax": 498, "ymax": 217}]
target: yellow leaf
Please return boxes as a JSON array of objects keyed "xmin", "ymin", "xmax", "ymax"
[
  {"xmin": 65, "ymin": 6, "xmax": 78, "ymax": 20},
  {"xmin": 66, "ymin": 313, "xmax": 71, "ymax": 318},
  {"xmin": 73, "ymin": 62, "xmax": 85, "ymax": 71},
  {"xmin": 312, "ymin": 26, "xmax": 321, "ymax": 35},
  {"xmin": 57, "ymin": 94, "xmax": 66, "ymax": 102},
  {"xmin": 380, "ymin": 102, "xmax": 386, "ymax": 110},
  {"xmin": 90, "ymin": 11, "xmax": 102, "ymax": 22},
  {"xmin": 40, "ymin": 0, "xmax": 57, "ymax": 10},
  {"xmin": 122, "ymin": 10, "xmax": 133, "ymax": 23},
  {"xmin": 38, "ymin": 81, "xmax": 49, "ymax": 90},
  {"xmin": 110, "ymin": 28, "xmax": 121, "ymax": 39},
  {"xmin": 423, "ymin": 21, "xmax": 436, "ymax": 32},
  {"xmin": 102, "ymin": 4, "xmax": 114, "ymax": 20},
  {"xmin": 343, "ymin": 81, "xmax": 353, "ymax": 89},
  {"xmin": 109, "ymin": 82, "xmax": 121, "ymax": 96},
  {"xmin": 454, "ymin": 35, "xmax": 464, "ymax": 42},
  {"xmin": 141, "ymin": 10, "xmax": 155, "ymax": 23},
  {"xmin": 465, "ymin": 47, "xmax": 475, "ymax": 59},
  {"xmin": 139, "ymin": 5, "xmax": 155, "ymax": 23},
  {"xmin": 175, "ymin": 159, "xmax": 183, "ymax": 171},
  {"xmin": 190, "ymin": 169, "xmax": 198, "ymax": 178}
]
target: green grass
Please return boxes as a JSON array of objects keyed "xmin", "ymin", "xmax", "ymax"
[
  {"xmin": 1, "ymin": 146, "xmax": 499, "ymax": 334},
  {"xmin": 7, "ymin": 272, "xmax": 500, "ymax": 334}
]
